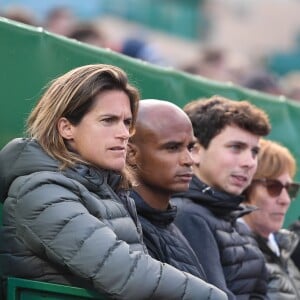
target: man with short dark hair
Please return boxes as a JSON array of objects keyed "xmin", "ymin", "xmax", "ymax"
[
  {"xmin": 172, "ymin": 95, "xmax": 271, "ymax": 299},
  {"xmin": 128, "ymin": 99, "xmax": 227, "ymax": 300}
]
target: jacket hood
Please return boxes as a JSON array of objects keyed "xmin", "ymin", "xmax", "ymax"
[
  {"xmin": 175, "ymin": 175, "xmax": 246, "ymax": 217},
  {"xmin": 0, "ymin": 138, "xmax": 122, "ymax": 203},
  {"xmin": 0, "ymin": 138, "xmax": 60, "ymax": 203}
]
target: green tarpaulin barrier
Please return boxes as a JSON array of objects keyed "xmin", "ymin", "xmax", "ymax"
[{"xmin": 1, "ymin": 17, "xmax": 300, "ymax": 226}]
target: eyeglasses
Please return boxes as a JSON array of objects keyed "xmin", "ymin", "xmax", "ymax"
[{"xmin": 253, "ymin": 179, "xmax": 300, "ymax": 200}]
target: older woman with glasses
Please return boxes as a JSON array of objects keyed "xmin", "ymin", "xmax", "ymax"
[{"xmin": 241, "ymin": 138, "xmax": 300, "ymax": 299}]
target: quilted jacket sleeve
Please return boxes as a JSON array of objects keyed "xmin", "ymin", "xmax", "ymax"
[
  {"xmin": 174, "ymin": 204, "xmax": 235, "ymax": 300},
  {"xmin": 12, "ymin": 172, "xmax": 227, "ymax": 300}
]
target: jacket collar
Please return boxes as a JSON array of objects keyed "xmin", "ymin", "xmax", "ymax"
[
  {"xmin": 130, "ymin": 190, "xmax": 177, "ymax": 226},
  {"xmin": 179, "ymin": 176, "xmax": 248, "ymax": 218},
  {"xmin": 254, "ymin": 229, "xmax": 299, "ymax": 261},
  {"xmin": 65, "ymin": 164, "xmax": 122, "ymax": 192}
]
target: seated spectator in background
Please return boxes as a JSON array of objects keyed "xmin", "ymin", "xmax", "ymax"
[
  {"xmin": 181, "ymin": 47, "xmax": 230, "ymax": 81},
  {"xmin": 240, "ymin": 70, "xmax": 283, "ymax": 96},
  {"xmin": 121, "ymin": 37, "xmax": 166, "ymax": 66},
  {"xmin": 1, "ymin": 5, "xmax": 38, "ymax": 26},
  {"xmin": 181, "ymin": 47, "xmax": 251, "ymax": 85},
  {"xmin": 44, "ymin": 6, "xmax": 77, "ymax": 36},
  {"xmin": 172, "ymin": 95, "xmax": 271, "ymax": 299},
  {"xmin": 68, "ymin": 22, "xmax": 107, "ymax": 48},
  {"xmin": 242, "ymin": 139, "xmax": 300, "ymax": 299},
  {"xmin": 0, "ymin": 64, "xmax": 223, "ymax": 299},
  {"xmin": 281, "ymin": 71, "xmax": 300, "ymax": 102}
]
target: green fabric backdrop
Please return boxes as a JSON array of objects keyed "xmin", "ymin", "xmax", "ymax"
[{"xmin": 1, "ymin": 17, "xmax": 300, "ymax": 227}]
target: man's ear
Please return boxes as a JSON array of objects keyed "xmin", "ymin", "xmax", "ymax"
[
  {"xmin": 127, "ymin": 143, "xmax": 138, "ymax": 167},
  {"xmin": 57, "ymin": 117, "xmax": 74, "ymax": 140}
]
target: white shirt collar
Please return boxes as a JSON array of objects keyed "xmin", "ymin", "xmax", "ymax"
[{"xmin": 267, "ymin": 233, "xmax": 280, "ymax": 256}]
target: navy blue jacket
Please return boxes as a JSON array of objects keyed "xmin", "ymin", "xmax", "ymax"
[
  {"xmin": 131, "ymin": 190, "xmax": 207, "ymax": 279},
  {"xmin": 172, "ymin": 176, "xmax": 268, "ymax": 300}
]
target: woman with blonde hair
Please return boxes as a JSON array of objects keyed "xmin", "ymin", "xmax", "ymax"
[
  {"xmin": 0, "ymin": 64, "xmax": 226, "ymax": 299},
  {"xmin": 242, "ymin": 139, "xmax": 300, "ymax": 299}
]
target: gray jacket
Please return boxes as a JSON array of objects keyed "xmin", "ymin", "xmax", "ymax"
[
  {"xmin": 0, "ymin": 138, "xmax": 227, "ymax": 300},
  {"xmin": 254, "ymin": 229, "xmax": 300, "ymax": 300}
]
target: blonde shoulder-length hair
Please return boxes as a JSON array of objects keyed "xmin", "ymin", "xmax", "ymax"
[
  {"xmin": 244, "ymin": 138, "xmax": 297, "ymax": 200},
  {"xmin": 27, "ymin": 64, "xmax": 140, "ymax": 172},
  {"xmin": 254, "ymin": 138, "xmax": 296, "ymax": 180}
]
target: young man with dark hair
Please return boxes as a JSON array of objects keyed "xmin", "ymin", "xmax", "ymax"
[{"xmin": 172, "ymin": 95, "xmax": 271, "ymax": 300}]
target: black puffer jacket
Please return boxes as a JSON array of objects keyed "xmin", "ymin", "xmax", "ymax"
[
  {"xmin": 172, "ymin": 176, "xmax": 268, "ymax": 300},
  {"xmin": 0, "ymin": 138, "xmax": 228, "ymax": 300},
  {"xmin": 131, "ymin": 190, "xmax": 206, "ymax": 279}
]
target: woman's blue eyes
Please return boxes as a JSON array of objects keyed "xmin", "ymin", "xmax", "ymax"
[
  {"xmin": 103, "ymin": 118, "xmax": 114, "ymax": 123},
  {"xmin": 101, "ymin": 117, "xmax": 132, "ymax": 127}
]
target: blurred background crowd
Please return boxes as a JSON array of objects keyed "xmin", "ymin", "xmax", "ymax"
[{"xmin": 1, "ymin": 0, "xmax": 300, "ymax": 102}]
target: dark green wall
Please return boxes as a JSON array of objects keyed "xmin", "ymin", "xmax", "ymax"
[{"xmin": 1, "ymin": 17, "xmax": 300, "ymax": 227}]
